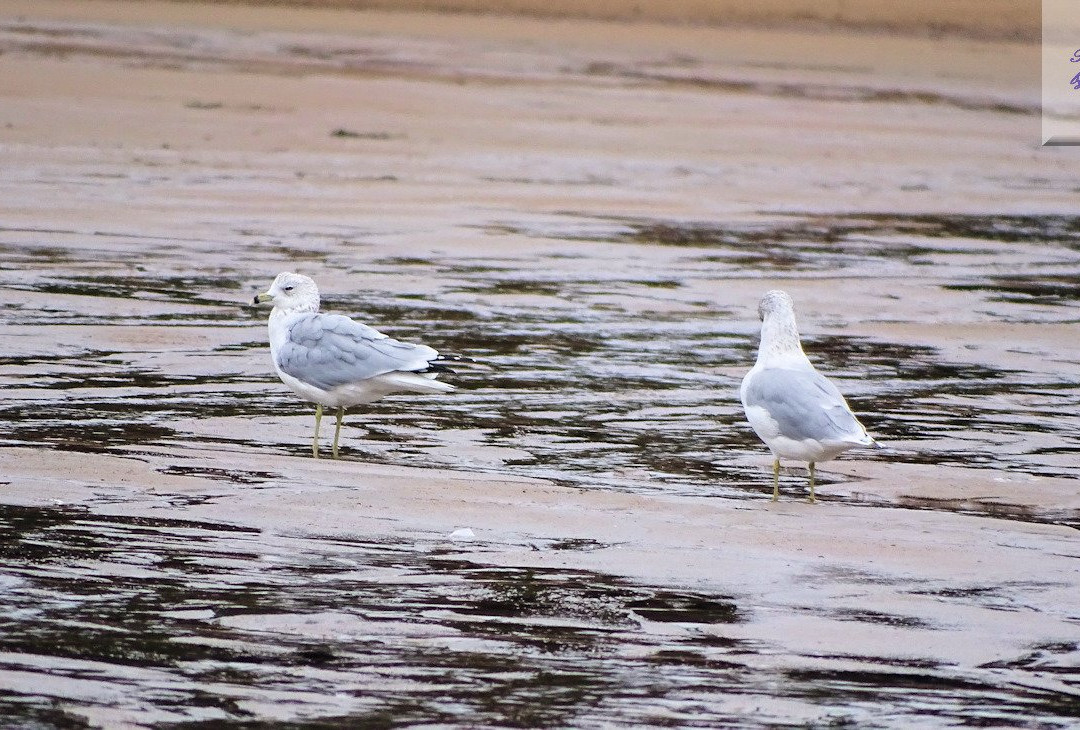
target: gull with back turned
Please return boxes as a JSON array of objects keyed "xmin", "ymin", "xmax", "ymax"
[
  {"xmin": 254, "ymin": 272, "xmax": 463, "ymax": 459},
  {"xmin": 740, "ymin": 290, "xmax": 876, "ymax": 502}
]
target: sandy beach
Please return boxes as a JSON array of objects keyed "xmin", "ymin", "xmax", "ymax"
[
  {"xmin": 0, "ymin": 1, "xmax": 1077, "ymax": 727},
  {"xmin": 4, "ymin": 0, "xmax": 1042, "ymax": 40}
]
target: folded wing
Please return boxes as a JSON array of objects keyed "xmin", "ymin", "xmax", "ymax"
[
  {"xmin": 743, "ymin": 367, "xmax": 865, "ymax": 443},
  {"xmin": 277, "ymin": 313, "xmax": 441, "ymax": 391}
]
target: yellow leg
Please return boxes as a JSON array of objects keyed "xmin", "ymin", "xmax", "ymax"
[
  {"xmin": 332, "ymin": 407, "xmax": 344, "ymax": 460},
  {"xmin": 808, "ymin": 461, "xmax": 817, "ymax": 504},
  {"xmin": 771, "ymin": 458, "xmax": 780, "ymax": 501},
  {"xmin": 312, "ymin": 404, "xmax": 323, "ymax": 459}
]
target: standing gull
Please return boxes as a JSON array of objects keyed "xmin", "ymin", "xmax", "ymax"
[
  {"xmin": 254, "ymin": 272, "xmax": 462, "ymax": 459},
  {"xmin": 740, "ymin": 290, "xmax": 876, "ymax": 502}
]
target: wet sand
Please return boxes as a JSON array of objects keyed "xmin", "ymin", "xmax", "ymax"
[
  {"xmin": 5, "ymin": 0, "xmax": 1042, "ymax": 40},
  {"xmin": 0, "ymin": 1, "xmax": 1078, "ymax": 727}
]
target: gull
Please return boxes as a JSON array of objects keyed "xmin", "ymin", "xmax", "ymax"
[
  {"xmin": 740, "ymin": 290, "xmax": 876, "ymax": 502},
  {"xmin": 254, "ymin": 272, "xmax": 463, "ymax": 459}
]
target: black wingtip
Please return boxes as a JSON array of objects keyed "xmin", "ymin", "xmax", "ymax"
[{"xmin": 428, "ymin": 353, "xmax": 493, "ymax": 372}]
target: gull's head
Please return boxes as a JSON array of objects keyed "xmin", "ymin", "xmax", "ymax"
[
  {"xmin": 253, "ymin": 272, "xmax": 320, "ymax": 313},
  {"xmin": 755, "ymin": 289, "xmax": 802, "ymax": 357},
  {"xmin": 758, "ymin": 289, "xmax": 795, "ymax": 322}
]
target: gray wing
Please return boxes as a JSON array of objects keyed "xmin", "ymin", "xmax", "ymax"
[
  {"xmin": 277, "ymin": 313, "xmax": 440, "ymax": 391},
  {"xmin": 743, "ymin": 367, "xmax": 863, "ymax": 442}
]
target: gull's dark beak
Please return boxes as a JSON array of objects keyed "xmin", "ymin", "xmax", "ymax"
[{"xmin": 254, "ymin": 292, "xmax": 272, "ymax": 305}]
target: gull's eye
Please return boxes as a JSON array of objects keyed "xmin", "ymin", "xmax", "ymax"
[{"xmin": 282, "ymin": 286, "xmax": 294, "ymax": 292}]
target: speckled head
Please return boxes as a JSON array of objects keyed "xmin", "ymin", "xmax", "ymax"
[
  {"xmin": 254, "ymin": 272, "xmax": 320, "ymax": 313},
  {"xmin": 754, "ymin": 289, "xmax": 803, "ymax": 358},
  {"xmin": 758, "ymin": 289, "xmax": 795, "ymax": 321}
]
